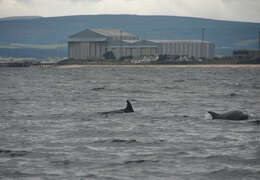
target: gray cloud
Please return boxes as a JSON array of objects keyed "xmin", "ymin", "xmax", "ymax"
[
  {"xmin": 16, "ymin": 0, "xmax": 32, "ymax": 3},
  {"xmin": 69, "ymin": 0, "xmax": 102, "ymax": 2},
  {"xmin": 15, "ymin": 0, "xmax": 102, "ymax": 4},
  {"xmin": 0, "ymin": 0, "xmax": 259, "ymax": 22},
  {"xmin": 222, "ymin": 0, "xmax": 259, "ymax": 2}
]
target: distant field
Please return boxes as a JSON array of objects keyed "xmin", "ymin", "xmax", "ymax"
[
  {"xmin": 0, "ymin": 43, "xmax": 67, "ymax": 59},
  {"xmin": 0, "ymin": 43, "xmax": 67, "ymax": 49}
]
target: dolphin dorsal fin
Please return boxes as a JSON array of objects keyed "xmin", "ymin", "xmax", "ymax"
[
  {"xmin": 124, "ymin": 100, "xmax": 134, "ymax": 113},
  {"xmin": 208, "ymin": 111, "xmax": 220, "ymax": 119}
]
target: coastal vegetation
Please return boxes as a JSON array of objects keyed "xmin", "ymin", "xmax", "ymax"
[
  {"xmin": 56, "ymin": 55, "xmax": 260, "ymax": 66},
  {"xmin": 103, "ymin": 51, "xmax": 116, "ymax": 60}
]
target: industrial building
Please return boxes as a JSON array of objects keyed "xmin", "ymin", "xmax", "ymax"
[
  {"xmin": 106, "ymin": 40, "xmax": 158, "ymax": 59},
  {"xmin": 68, "ymin": 29, "xmax": 215, "ymax": 60},
  {"xmin": 151, "ymin": 40, "xmax": 215, "ymax": 58},
  {"xmin": 233, "ymin": 50, "xmax": 260, "ymax": 59},
  {"xmin": 68, "ymin": 29, "xmax": 157, "ymax": 60}
]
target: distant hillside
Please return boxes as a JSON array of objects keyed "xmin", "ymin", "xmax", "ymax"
[
  {"xmin": 0, "ymin": 14, "xmax": 259, "ymax": 58},
  {"xmin": 0, "ymin": 16, "xmax": 42, "ymax": 21}
]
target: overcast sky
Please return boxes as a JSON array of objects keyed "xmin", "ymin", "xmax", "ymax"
[{"xmin": 0, "ymin": 0, "xmax": 260, "ymax": 23}]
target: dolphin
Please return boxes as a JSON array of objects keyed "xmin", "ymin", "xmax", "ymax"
[
  {"xmin": 100, "ymin": 100, "xmax": 134, "ymax": 115},
  {"xmin": 208, "ymin": 110, "xmax": 249, "ymax": 120}
]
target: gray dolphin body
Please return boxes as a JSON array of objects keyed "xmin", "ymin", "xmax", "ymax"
[
  {"xmin": 100, "ymin": 100, "xmax": 134, "ymax": 115},
  {"xmin": 208, "ymin": 110, "xmax": 249, "ymax": 120}
]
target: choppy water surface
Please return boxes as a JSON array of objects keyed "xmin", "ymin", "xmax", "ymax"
[{"xmin": 0, "ymin": 65, "xmax": 260, "ymax": 180}]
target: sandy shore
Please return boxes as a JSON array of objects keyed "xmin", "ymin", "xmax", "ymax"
[{"xmin": 58, "ymin": 64, "xmax": 260, "ymax": 68}]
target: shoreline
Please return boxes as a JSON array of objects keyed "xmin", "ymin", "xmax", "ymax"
[{"xmin": 58, "ymin": 64, "xmax": 260, "ymax": 68}]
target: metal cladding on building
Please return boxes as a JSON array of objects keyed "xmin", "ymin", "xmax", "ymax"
[
  {"xmin": 106, "ymin": 40, "xmax": 158, "ymax": 59},
  {"xmin": 151, "ymin": 40, "xmax": 215, "ymax": 58},
  {"xmin": 68, "ymin": 29, "xmax": 215, "ymax": 60}
]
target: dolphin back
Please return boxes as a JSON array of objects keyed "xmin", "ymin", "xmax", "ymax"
[
  {"xmin": 222, "ymin": 111, "xmax": 248, "ymax": 120},
  {"xmin": 208, "ymin": 110, "xmax": 249, "ymax": 120}
]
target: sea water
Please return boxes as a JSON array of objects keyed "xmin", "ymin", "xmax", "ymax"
[{"xmin": 0, "ymin": 65, "xmax": 260, "ymax": 179}]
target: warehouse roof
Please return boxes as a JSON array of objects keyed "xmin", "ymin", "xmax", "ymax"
[
  {"xmin": 150, "ymin": 40, "xmax": 213, "ymax": 44},
  {"xmin": 68, "ymin": 29, "xmax": 139, "ymax": 42},
  {"xmin": 91, "ymin": 29, "xmax": 138, "ymax": 39},
  {"xmin": 68, "ymin": 29, "xmax": 107, "ymax": 42},
  {"xmin": 107, "ymin": 40, "xmax": 158, "ymax": 48}
]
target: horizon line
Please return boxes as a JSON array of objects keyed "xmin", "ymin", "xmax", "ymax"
[{"xmin": 0, "ymin": 14, "xmax": 260, "ymax": 24}]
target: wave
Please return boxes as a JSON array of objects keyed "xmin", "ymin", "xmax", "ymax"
[
  {"xmin": 208, "ymin": 135, "xmax": 237, "ymax": 142},
  {"xmin": 111, "ymin": 139, "xmax": 137, "ymax": 144},
  {"xmin": 0, "ymin": 170, "xmax": 42, "ymax": 179},
  {"xmin": 0, "ymin": 149, "xmax": 29, "ymax": 157},
  {"xmin": 92, "ymin": 138, "xmax": 166, "ymax": 145},
  {"xmin": 124, "ymin": 159, "xmax": 159, "ymax": 165},
  {"xmin": 91, "ymin": 86, "xmax": 106, "ymax": 91},
  {"xmin": 205, "ymin": 154, "xmax": 260, "ymax": 166},
  {"xmin": 205, "ymin": 167, "xmax": 260, "ymax": 179}
]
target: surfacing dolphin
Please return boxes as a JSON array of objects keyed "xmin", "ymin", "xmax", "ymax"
[
  {"xmin": 208, "ymin": 110, "xmax": 249, "ymax": 120},
  {"xmin": 100, "ymin": 100, "xmax": 134, "ymax": 115}
]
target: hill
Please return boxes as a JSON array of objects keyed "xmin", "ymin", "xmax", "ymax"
[
  {"xmin": 0, "ymin": 16, "xmax": 42, "ymax": 21},
  {"xmin": 0, "ymin": 14, "xmax": 259, "ymax": 59}
]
